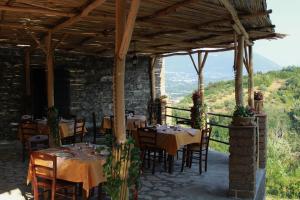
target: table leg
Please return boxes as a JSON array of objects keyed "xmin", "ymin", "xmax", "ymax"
[{"xmin": 168, "ymin": 155, "xmax": 174, "ymax": 174}]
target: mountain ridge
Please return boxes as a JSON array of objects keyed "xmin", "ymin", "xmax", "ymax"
[{"xmin": 165, "ymin": 51, "xmax": 282, "ymax": 100}]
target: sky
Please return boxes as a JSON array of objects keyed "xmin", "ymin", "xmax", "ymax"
[{"xmin": 254, "ymin": 0, "xmax": 300, "ymax": 66}]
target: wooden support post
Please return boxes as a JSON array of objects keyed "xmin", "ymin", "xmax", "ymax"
[
  {"xmin": 248, "ymin": 45, "xmax": 254, "ymax": 108},
  {"xmin": 24, "ymin": 49, "xmax": 31, "ymax": 96},
  {"xmin": 46, "ymin": 33, "xmax": 54, "ymax": 108},
  {"xmin": 235, "ymin": 35, "xmax": 244, "ymax": 106},
  {"xmin": 113, "ymin": 0, "xmax": 126, "ymax": 143},
  {"xmin": 198, "ymin": 52, "xmax": 203, "ymax": 105},
  {"xmin": 114, "ymin": 0, "xmax": 140, "ymax": 143},
  {"xmin": 197, "ymin": 51, "xmax": 208, "ymax": 106}
]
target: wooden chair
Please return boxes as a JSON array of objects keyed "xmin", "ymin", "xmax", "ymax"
[
  {"xmin": 181, "ymin": 128, "xmax": 212, "ymax": 174},
  {"xmin": 137, "ymin": 128, "xmax": 166, "ymax": 174},
  {"xmin": 30, "ymin": 152, "xmax": 77, "ymax": 200},
  {"xmin": 20, "ymin": 120, "xmax": 39, "ymax": 161},
  {"xmin": 74, "ymin": 118, "xmax": 85, "ymax": 142},
  {"xmin": 28, "ymin": 135, "xmax": 49, "ymax": 154}
]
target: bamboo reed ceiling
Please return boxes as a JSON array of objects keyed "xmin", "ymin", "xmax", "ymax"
[{"xmin": 0, "ymin": 0, "xmax": 282, "ymax": 56}]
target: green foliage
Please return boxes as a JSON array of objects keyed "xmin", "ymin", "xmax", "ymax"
[
  {"xmin": 103, "ymin": 137, "xmax": 141, "ymax": 200},
  {"xmin": 175, "ymin": 66, "xmax": 300, "ymax": 199},
  {"xmin": 47, "ymin": 106, "xmax": 60, "ymax": 146},
  {"xmin": 232, "ymin": 105, "xmax": 255, "ymax": 117}
]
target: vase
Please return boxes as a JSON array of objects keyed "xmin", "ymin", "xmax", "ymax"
[
  {"xmin": 254, "ymin": 100, "xmax": 264, "ymax": 113},
  {"xmin": 232, "ymin": 116, "xmax": 256, "ymax": 126}
]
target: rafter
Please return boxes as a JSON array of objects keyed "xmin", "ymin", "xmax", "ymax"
[
  {"xmin": 50, "ymin": 0, "xmax": 106, "ymax": 33},
  {"xmin": 218, "ymin": 0, "xmax": 251, "ymax": 44},
  {"xmin": 0, "ymin": 4, "xmax": 74, "ymax": 17},
  {"xmin": 138, "ymin": 0, "xmax": 198, "ymax": 22}
]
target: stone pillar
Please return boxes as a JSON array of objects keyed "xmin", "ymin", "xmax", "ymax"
[
  {"xmin": 256, "ymin": 113, "xmax": 267, "ymax": 168},
  {"xmin": 229, "ymin": 125, "xmax": 257, "ymax": 199},
  {"xmin": 154, "ymin": 58, "xmax": 165, "ymax": 98}
]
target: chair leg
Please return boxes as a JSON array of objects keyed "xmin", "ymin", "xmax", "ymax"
[
  {"xmin": 163, "ymin": 151, "xmax": 167, "ymax": 172},
  {"xmin": 199, "ymin": 152, "xmax": 202, "ymax": 174},
  {"xmin": 152, "ymin": 151, "xmax": 156, "ymax": 174},
  {"xmin": 22, "ymin": 143, "xmax": 26, "ymax": 162},
  {"xmin": 98, "ymin": 183, "xmax": 103, "ymax": 200},
  {"xmin": 147, "ymin": 150, "xmax": 151, "ymax": 168},
  {"xmin": 189, "ymin": 151, "xmax": 193, "ymax": 168},
  {"xmin": 181, "ymin": 148, "xmax": 186, "ymax": 172},
  {"xmin": 205, "ymin": 150, "xmax": 208, "ymax": 172}
]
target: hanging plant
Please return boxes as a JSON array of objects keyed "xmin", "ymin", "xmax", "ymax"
[
  {"xmin": 103, "ymin": 137, "xmax": 141, "ymax": 200},
  {"xmin": 47, "ymin": 106, "xmax": 60, "ymax": 146}
]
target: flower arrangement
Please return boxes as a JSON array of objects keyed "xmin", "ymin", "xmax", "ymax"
[{"xmin": 254, "ymin": 91, "xmax": 263, "ymax": 101}]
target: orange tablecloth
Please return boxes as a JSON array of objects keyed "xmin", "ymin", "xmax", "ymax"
[
  {"xmin": 133, "ymin": 128, "xmax": 202, "ymax": 155},
  {"xmin": 101, "ymin": 115, "xmax": 147, "ymax": 131},
  {"xmin": 27, "ymin": 144, "xmax": 106, "ymax": 196}
]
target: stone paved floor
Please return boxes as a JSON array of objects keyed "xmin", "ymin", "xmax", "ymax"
[{"xmin": 0, "ymin": 140, "xmax": 233, "ymax": 200}]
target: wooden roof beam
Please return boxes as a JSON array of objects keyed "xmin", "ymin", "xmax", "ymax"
[
  {"xmin": 218, "ymin": 0, "xmax": 252, "ymax": 45},
  {"xmin": 138, "ymin": 0, "xmax": 198, "ymax": 21},
  {"xmin": 50, "ymin": 0, "xmax": 106, "ymax": 33},
  {"xmin": 0, "ymin": 5, "xmax": 75, "ymax": 17},
  {"xmin": 118, "ymin": 0, "xmax": 140, "ymax": 60}
]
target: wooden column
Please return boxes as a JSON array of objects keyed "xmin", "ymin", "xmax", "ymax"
[
  {"xmin": 235, "ymin": 35, "xmax": 244, "ymax": 106},
  {"xmin": 113, "ymin": 0, "xmax": 126, "ymax": 143},
  {"xmin": 197, "ymin": 51, "xmax": 208, "ymax": 106},
  {"xmin": 248, "ymin": 45, "xmax": 254, "ymax": 108},
  {"xmin": 114, "ymin": 0, "xmax": 140, "ymax": 143},
  {"xmin": 24, "ymin": 49, "xmax": 31, "ymax": 96},
  {"xmin": 45, "ymin": 33, "xmax": 54, "ymax": 108}
]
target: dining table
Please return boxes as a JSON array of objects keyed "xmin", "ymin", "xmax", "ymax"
[
  {"xmin": 27, "ymin": 143, "xmax": 107, "ymax": 198},
  {"xmin": 133, "ymin": 125, "xmax": 202, "ymax": 173},
  {"xmin": 101, "ymin": 114, "xmax": 147, "ymax": 132}
]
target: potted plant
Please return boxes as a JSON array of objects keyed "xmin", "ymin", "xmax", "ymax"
[
  {"xmin": 254, "ymin": 91, "xmax": 264, "ymax": 113},
  {"xmin": 47, "ymin": 106, "xmax": 60, "ymax": 147},
  {"xmin": 232, "ymin": 105, "xmax": 256, "ymax": 126}
]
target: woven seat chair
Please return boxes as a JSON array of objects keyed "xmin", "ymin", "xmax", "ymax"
[
  {"xmin": 181, "ymin": 128, "xmax": 212, "ymax": 174},
  {"xmin": 30, "ymin": 152, "xmax": 77, "ymax": 200}
]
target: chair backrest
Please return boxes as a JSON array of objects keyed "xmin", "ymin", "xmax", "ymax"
[
  {"xmin": 31, "ymin": 151, "xmax": 57, "ymax": 200},
  {"xmin": 20, "ymin": 120, "xmax": 38, "ymax": 143},
  {"xmin": 137, "ymin": 128, "xmax": 157, "ymax": 149},
  {"xmin": 125, "ymin": 110, "xmax": 135, "ymax": 115},
  {"xmin": 28, "ymin": 135, "xmax": 49, "ymax": 153},
  {"xmin": 200, "ymin": 128, "xmax": 212, "ymax": 150},
  {"xmin": 74, "ymin": 118, "xmax": 85, "ymax": 142}
]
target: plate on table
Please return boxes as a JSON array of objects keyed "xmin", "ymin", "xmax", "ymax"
[{"xmin": 55, "ymin": 152, "xmax": 74, "ymax": 158}]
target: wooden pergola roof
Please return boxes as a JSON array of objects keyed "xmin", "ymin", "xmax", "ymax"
[{"xmin": 0, "ymin": 0, "xmax": 282, "ymax": 56}]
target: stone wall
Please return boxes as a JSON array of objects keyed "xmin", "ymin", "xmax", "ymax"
[
  {"xmin": 0, "ymin": 47, "xmax": 161, "ymax": 139},
  {"xmin": 0, "ymin": 48, "xmax": 25, "ymax": 140},
  {"xmin": 56, "ymin": 55, "xmax": 152, "ymax": 127},
  {"xmin": 154, "ymin": 58, "xmax": 165, "ymax": 98}
]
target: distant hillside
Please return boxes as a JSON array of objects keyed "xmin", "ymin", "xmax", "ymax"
[
  {"xmin": 165, "ymin": 51, "xmax": 282, "ymax": 101},
  {"xmin": 173, "ymin": 67, "xmax": 300, "ymax": 200}
]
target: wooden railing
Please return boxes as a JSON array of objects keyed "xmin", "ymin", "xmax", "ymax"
[{"xmin": 165, "ymin": 106, "xmax": 231, "ymax": 145}]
